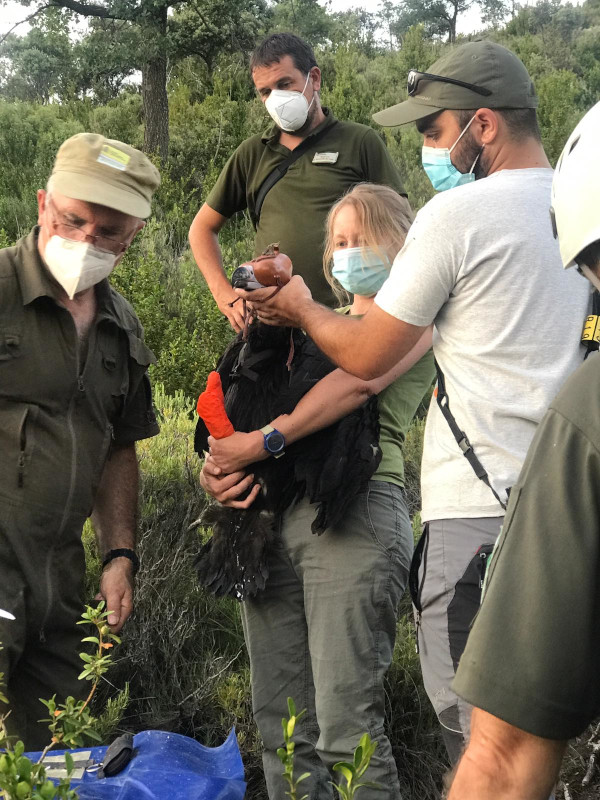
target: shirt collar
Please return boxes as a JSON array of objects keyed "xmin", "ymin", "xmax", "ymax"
[
  {"xmin": 261, "ymin": 107, "xmax": 337, "ymax": 144},
  {"xmin": 17, "ymin": 227, "xmax": 61, "ymax": 306},
  {"xmin": 17, "ymin": 226, "xmax": 131, "ymax": 331}
]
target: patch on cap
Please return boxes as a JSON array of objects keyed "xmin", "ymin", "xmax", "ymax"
[{"xmin": 97, "ymin": 144, "xmax": 131, "ymax": 171}]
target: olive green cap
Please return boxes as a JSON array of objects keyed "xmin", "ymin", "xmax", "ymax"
[
  {"xmin": 49, "ymin": 133, "xmax": 161, "ymax": 219},
  {"xmin": 373, "ymin": 40, "xmax": 538, "ymax": 127}
]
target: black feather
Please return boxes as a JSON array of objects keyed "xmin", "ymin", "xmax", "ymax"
[{"xmin": 194, "ymin": 322, "xmax": 381, "ymax": 600}]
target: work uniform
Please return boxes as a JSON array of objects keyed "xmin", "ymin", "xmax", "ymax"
[
  {"xmin": 454, "ymin": 353, "xmax": 600, "ymax": 740},
  {"xmin": 0, "ymin": 228, "xmax": 159, "ymax": 749},
  {"xmin": 206, "ymin": 109, "xmax": 405, "ymax": 306}
]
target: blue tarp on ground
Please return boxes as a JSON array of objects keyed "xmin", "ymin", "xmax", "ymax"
[{"xmin": 26, "ymin": 729, "xmax": 246, "ymax": 800}]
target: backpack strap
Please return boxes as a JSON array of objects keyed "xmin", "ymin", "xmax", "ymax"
[
  {"xmin": 434, "ymin": 359, "xmax": 507, "ymax": 511},
  {"xmin": 252, "ymin": 121, "xmax": 337, "ymax": 226}
]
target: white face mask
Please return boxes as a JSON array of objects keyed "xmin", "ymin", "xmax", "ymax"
[
  {"xmin": 44, "ymin": 235, "xmax": 117, "ymax": 299},
  {"xmin": 264, "ymin": 72, "xmax": 315, "ymax": 132}
]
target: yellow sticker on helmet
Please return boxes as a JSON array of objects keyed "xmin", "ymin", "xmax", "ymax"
[{"xmin": 582, "ymin": 314, "xmax": 600, "ymax": 344}]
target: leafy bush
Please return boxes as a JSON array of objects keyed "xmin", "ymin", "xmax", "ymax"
[{"xmin": 110, "ymin": 224, "xmax": 237, "ymax": 400}]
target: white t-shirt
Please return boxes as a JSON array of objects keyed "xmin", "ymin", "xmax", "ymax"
[{"xmin": 375, "ymin": 168, "xmax": 590, "ymax": 521}]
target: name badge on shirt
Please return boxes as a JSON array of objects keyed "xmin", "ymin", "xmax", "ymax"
[{"xmin": 312, "ymin": 152, "xmax": 339, "ymax": 164}]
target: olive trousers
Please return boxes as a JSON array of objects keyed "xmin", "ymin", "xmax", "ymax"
[
  {"xmin": 0, "ymin": 494, "xmax": 87, "ymax": 750},
  {"xmin": 241, "ymin": 481, "xmax": 413, "ymax": 800}
]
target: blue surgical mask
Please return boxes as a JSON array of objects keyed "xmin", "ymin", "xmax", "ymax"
[
  {"xmin": 332, "ymin": 247, "xmax": 390, "ymax": 297},
  {"xmin": 421, "ymin": 115, "xmax": 483, "ymax": 192}
]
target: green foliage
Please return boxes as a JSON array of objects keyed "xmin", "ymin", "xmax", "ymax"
[
  {"xmin": 276, "ymin": 700, "xmax": 379, "ymax": 800},
  {"xmin": 0, "ymin": 603, "xmax": 123, "ymax": 800},
  {"xmin": 537, "ymin": 69, "xmax": 586, "ymax": 164},
  {"xmin": 277, "ymin": 697, "xmax": 309, "ymax": 800},
  {"xmin": 269, "ymin": 0, "xmax": 332, "ymax": 43},
  {"xmin": 92, "ymin": 685, "xmax": 131, "ymax": 743},
  {"xmin": 0, "ymin": 740, "xmax": 78, "ymax": 800},
  {"xmin": 0, "ymin": 102, "xmax": 82, "ymax": 241},
  {"xmin": 320, "ymin": 47, "xmax": 373, "ymax": 127},
  {"xmin": 110, "ymin": 224, "xmax": 236, "ymax": 399},
  {"xmin": 332, "ymin": 733, "xmax": 379, "ymax": 800},
  {"xmin": 38, "ymin": 603, "xmax": 121, "ymax": 750}
]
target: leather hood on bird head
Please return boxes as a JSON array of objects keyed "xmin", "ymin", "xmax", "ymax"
[{"xmin": 231, "ymin": 243, "xmax": 293, "ymax": 290}]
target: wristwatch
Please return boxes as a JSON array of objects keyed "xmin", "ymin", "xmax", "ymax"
[{"xmin": 260, "ymin": 425, "xmax": 286, "ymax": 459}]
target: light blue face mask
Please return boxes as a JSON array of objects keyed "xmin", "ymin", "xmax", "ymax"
[
  {"xmin": 421, "ymin": 115, "xmax": 483, "ymax": 192},
  {"xmin": 332, "ymin": 247, "xmax": 390, "ymax": 297}
]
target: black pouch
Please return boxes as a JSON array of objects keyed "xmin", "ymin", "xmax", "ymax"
[{"xmin": 447, "ymin": 543, "xmax": 495, "ymax": 670}]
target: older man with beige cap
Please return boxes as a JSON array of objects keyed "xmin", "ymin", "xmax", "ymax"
[{"xmin": 0, "ymin": 133, "xmax": 160, "ymax": 749}]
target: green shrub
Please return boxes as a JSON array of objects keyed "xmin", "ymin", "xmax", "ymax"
[{"xmin": 110, "ymin": 224, "xmax": 237, "ymax": 400}]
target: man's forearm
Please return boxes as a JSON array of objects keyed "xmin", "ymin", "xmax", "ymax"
[
  {"xmin": 296, "ymin": 299, "xmax": 424, "ymax": 379},
  {"xmin": 189, "ymin": 214, "xmax": 228, "ymax": 295},
  {"xmin": 189, "ymin": 204, "xmax": 245, "ymax": 331},
  {"xmin": 91, "ymin": 443, "xmax": 139, "ymax": 553},
  {"xmin": 448, "ymin": 708, "xmax": 566, "ymax": 800}
]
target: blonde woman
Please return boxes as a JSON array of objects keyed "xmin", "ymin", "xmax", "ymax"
[{"xmin": 202, "ymin": 184, "xmax": 434, "ymax": 799}]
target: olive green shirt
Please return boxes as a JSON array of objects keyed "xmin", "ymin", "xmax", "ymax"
[
  {"xmin": 453, "ymin": 354, "xmax": 600, "ymax": 740},
  {"xmin": 337, "ymin": 307, "xmax": 435, "ymax": 487},
  {"xmin": 206, "ymin": 110, "xmax": 406, "ymax": 306},
  {"xmin": 0, "ymin": 228, "xmax": 159, "ymax": 518}
]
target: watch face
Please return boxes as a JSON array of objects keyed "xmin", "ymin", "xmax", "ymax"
[{"xmin": 266, "ymin": 431, "xmax": 285, "ymax": 453}]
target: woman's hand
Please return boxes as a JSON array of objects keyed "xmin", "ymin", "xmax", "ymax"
[
  {"xmin": 208, "ymin": 431, "xmax": 267, "ymax": 473},
  {"xmin": 199, "ymin": 454, "xmax": 261, "ymax": 509}
]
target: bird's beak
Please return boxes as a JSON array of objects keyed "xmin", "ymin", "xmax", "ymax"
[{"xmin": 0, "ymin": 609, "xmax": 15, "ymax": 621}]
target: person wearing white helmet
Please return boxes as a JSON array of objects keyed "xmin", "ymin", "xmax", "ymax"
[{"xmin": 446, "ymin": 101, "xmax": 600, "ymax": 799}]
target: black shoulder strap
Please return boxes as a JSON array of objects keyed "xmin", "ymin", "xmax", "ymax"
[
  {"xmin": 434, "ymin": 359, "xmax": 507, "ymax": 510},
  {"xmin": 252, "ymin": 122, "xmax": 336, "ymax": 226}
]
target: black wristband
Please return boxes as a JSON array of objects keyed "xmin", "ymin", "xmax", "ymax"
[{"xmin": 102, "ymin": 548, "xmax": 139, "ymax": 575}]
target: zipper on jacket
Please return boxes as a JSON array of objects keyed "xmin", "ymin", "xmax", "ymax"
[
  {"xmin": 40, "ymin": 330, "xmax": 82, "ymax": 642},
  {"xmin": 17, "ymin": 408, "xmax": 29, "ymax": 488}
]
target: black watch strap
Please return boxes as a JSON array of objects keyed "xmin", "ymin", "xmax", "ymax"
[{"xmin": 102, "ymin": 548, "xmax": 140, "ymax": 574}]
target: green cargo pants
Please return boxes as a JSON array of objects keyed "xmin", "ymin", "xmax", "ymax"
[
  {"xmin": 0, "ymin": 494, "xmax": 87, "ymax": 750},
  {"xmin": 242, "ymin": 481, "xmax": 412, "ymax": 800}
]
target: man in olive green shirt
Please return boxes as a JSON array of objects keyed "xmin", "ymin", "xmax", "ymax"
[
  {"xmin": 448, "ymin": 102, "xmax": 600, "ymax": 799},
  {"xmin": 0, "ymin": 133, "xmax": 160, "ymax": 749},
  {"xmin": 189, "ymin": 32, "xmax": 405, "ymax": 329}
]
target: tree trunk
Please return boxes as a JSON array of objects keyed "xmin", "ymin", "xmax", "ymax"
[
  {"xmin": 142, "ymin": 5, "xmax": 169, "ymax": 161},
  {"xmin": 449, "ymin": 12, "xmax": 457, "ymax": 41}
]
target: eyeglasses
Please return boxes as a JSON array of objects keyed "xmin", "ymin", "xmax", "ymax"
[
  {"xmin": 407, "ymin": 70, "xmax": 493, "ymax": 98},
  {"xmin": 47, "ymin": 198, "xmax": 129, "ymax": 255}
]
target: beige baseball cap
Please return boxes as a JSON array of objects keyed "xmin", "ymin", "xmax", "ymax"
[{"xmin": 49, "ymin": 133, "xmax": 161, "ymax": 219}]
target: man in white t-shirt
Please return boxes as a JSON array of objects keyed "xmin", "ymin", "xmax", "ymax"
[{"xmin": 237, "ymin": 40, "xmax": 590, "ymax": 761}]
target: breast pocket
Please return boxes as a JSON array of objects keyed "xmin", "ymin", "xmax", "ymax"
[
  {"xmin": 0, "ymin": 331, "xmax": 21, "ymax": 361},
  {"xmin": 96, "ymin": 330, "xmax": 131, "ymax": 421},
  {"xmin": 0, "ymin": 400, "xmax": 39, "ymax": 490}
]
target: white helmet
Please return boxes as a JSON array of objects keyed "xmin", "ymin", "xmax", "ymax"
[{"xmin": 551, "ymin": 101, "xmax": 600, "ymax": 273}]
